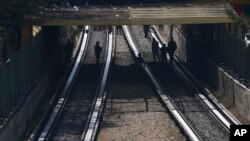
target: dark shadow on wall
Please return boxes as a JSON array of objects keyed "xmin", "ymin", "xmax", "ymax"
[{"xmin": 186, "ymin": 38, "xmax": 219, "ymax": 93}]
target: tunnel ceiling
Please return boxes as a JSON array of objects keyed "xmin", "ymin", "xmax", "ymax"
[{"xmin": 27, "ymin": 2, "xmax": 236, "ymax": 26}]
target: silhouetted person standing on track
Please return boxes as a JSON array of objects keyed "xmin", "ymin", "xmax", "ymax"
[
  {"xmin": 116, "ymin": 25, "xmax": 122, "ymax": 35},
  {"xmin": 143, "ymin": 25, "xmax": 150, "ymax": 38},
  {"xmin": 167, "ymin": 37, "xmax": 177, "ymax": 63},
  {"xmin": 94, "ymin": 41, "xmax": 102, "ymax": 64},
  {"xmin": 152, "ymin": 38, "xmax": 160, "ymax": 61},
  {"xmin": 137, "ymin": 53, "xmax": 145, "ymax": 67},
  {"xmin": 160, "ymin": 44, "xmax": 167, "ymax": 62}
]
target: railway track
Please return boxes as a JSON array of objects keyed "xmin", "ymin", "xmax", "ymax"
[
  {"xmin": 29, "ymin": 25, "xmax": 240, "ymax": 141},
  {"xmin": 128, "ymin": 24, "xmax": 241, "ymax": 141},
  {"xmin": 81, "ymin": 27, "xmax": 113, "ymax": 141},
  {"xmin": 151, "ymin": 25, "xmax": 241, "ymax": 127},
  {"xmin": 30, "ymin": 26, "xmax": 111, "ymax": 141},
  {"xmin": 123, "ymin": 25, "xmax": 200, "ymax": 141},
  {"xmin": 96, "ymin": 26, "xmax": 185, "ymax": 141},
  {"xmin": 151, "ymin": 24, "xmax": 241, "ymax": 126}
]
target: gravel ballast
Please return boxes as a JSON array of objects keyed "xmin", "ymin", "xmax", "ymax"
[{"xmin": 97, "ymin": 33, "xmax": 184, "ymax": 141}]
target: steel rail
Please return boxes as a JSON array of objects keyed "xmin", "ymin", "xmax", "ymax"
[
  {"xmin": 37, "ymin": 26, "xmax": 90, "ymax": 141},
  {"xmin": 122, "ymin": 25, "xmax": 201, "ymax": 141},
  {"xmin": 172, "ymin": 60, "xmax": 231, "ymax": 131},
  {"xmin": 151, "ymin": 25, "xmax": 241, "ymax": 130},
  {"xmin": 151, "ymin": 25, "xmax": 230, "ymax": 130},
  {"xmin": 28, "ymin": 27, "xmax": 85, "ymax": 141},
  {"xmin": 80, "ymin": 28, "xmax": 109, "ymax": 141},
  {"xmin": 173, "ymin": 54, "xmax": 241, "ymax": 126},
  {"xmin": 75, "ymin": 26, "xmax": 109, "ymax": 141},
  {"xmin": 81, "ymin": 29, "xmax": 113, "ymax": 141}
]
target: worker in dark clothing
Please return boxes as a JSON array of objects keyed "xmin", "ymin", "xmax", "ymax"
[
  {"xmin": 94, "ymin": 41, "xmax": 102, "ymax": 63},
  {"xmin": 137, "ymin": 53, "xmax": 145, "ymax": 67},
  {"xmin": 160, "ymin": 44, "xmax": 167, "ymax": 62},
  {"xmin": 116, "ymin": 25, "xmax": 122, "ymax": 35},
  {"xmin": 107, "ymin": 25, "xmax": 112, "ymax": 34},
  {"xmin": 143, "ymin": 25, "xmax": 150, "ymax": 38},
  {"xmin": 167, "ymin": 37, "xmax": 177, "ymax": 63},
  {"xmin": 152, "ymin": 38, "xmax": 160, "ymax": 61}
]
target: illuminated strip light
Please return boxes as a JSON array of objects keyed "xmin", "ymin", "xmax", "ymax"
[{"xmin": 38, "ymin": 26, "xmax": 89, "ymax": 141}]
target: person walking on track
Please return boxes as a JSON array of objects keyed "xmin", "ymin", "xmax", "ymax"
[
  {"xmin": 167, "ymin": 37, "xmax": 177, "ymax": 63},
  {"xmin": 94, "ymin": 41, "xmax": 102, "ymax": 64},
  {"xmin": 152, "ymin": 38, "xmax": 160, "ymax": 61},
  {"xmin": 160, "ymin": 44, "xmax": 167, "ymax": 62}
]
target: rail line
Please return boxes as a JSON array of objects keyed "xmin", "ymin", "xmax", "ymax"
[
  {"xmin": 151, "ymin": 25, "xmax": 241, "ymax": 127},
  {"xmin": 37, "ymin": 26, "xmax": 90, "ymax": 141},
  {"xmin": 123, "ymin": 25, "xmax": 201, "ymax": 141},
  {"xmin": 33, "ymin": 26, "xmax": 113, "ymax": 141},
  {"xmin": 28, "ymin": 26, "xmax": 85, "ymax": 141},
  {"xmin": 95, "ymin": 26, "xmax": 185, "ymax": 141},
  {"xmin": 127, "ymin": 24, "xmax": 233, "ymax": 140},
  {"xmin": 81, "ymin": 28, "xmax": 113, "ymax": 141},
  {"xmin": 29, "ymin": 25, "xmax": 239, "ymax": 141},
  {"xmin": 150, "ymin": 26, "xmax": 232, "ymax": 132}
]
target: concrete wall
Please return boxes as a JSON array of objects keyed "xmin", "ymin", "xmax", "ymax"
[
  {"xmin": 0, "ymin": 26, "xmax": 80, "ymax": 141},
  {"xmin": 0, "ymin": 53, "xmax": 57, "ymax": 141},
  {"xmin": 202, "ymin": 56, "xmax": 250, "ymax": 119}
]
